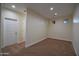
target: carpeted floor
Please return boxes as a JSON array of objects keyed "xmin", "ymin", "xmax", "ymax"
[{"xmin": 2, "ymin": 38, "xmax": 76, "ymax": 56}]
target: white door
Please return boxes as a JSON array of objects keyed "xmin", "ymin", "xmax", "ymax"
[{"xmin": 4, "ymin": 18, "xmax": 19, "ymax": 47}]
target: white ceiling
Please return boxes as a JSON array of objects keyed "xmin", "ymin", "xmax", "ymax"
[
  {"xmin": 2, "ymin": 3, "xmax": 27, "ymax": 14},
  {"xmin": 2, "ymin": 3, "xmax": 76, "ymax": 19}
]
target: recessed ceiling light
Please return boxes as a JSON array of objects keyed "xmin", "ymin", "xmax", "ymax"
[
  {"xmin": 11, "ymin": 5, "xmax": 15, "ymax": 8},
  {"xmin": 54, "ymin": 12, "xmax": 58, "ymax": 16},
  {"xmin": 50, "ymin": 7, "xmax": 53, "ymax": 11}
]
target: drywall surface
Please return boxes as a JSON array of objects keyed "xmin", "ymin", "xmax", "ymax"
[
  {"xmin": 72, "ymin": 5, "xmax": 79, "ymax": 56},
  {"xmin": 1, "ymin": 7, "xmax": 19, "ymax": 47},
  {"xmin": 0, "ymin": 3, "xmax": 1, "ymax": 53},
  {"xmin": 1, "ymin": 7, "xmax": 26, "ymax": 47},
  {"xmin": 17, "ymin": 13, "xmax": 26, "ymax": 43},
  {"xmin": 47, "ymin": 17, "xmax": 73, "ymax": 41},
  {"xmin": 26, "ymin": 9, "xmax": 48, "ymax": 47}
]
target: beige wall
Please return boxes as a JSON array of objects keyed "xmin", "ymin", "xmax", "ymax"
[
  {"xmin": 17, "ymin": 13, "xmax": 26, "ymax": 43},
  {"xmin": 25, "ymin": 8, "xmax": 48, "ymax": 47},
  {"xmin": 47, "ymin": 16, "xmax": 73, "ymax": 41},
  {"xmin": 72, "ymin": 4, "xmax": 79, "ymax": 56},
  {"xmin": 0, "ymin": 3, "xmax": 1, "ymax": 53}
]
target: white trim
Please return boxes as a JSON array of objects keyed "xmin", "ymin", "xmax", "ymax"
[
  {"xmin": 25, "ymin": 36, "xmax": 72, "ymax": 48},
  {"xmin": 72, "ymin": 41, "xmax": 78, "ymax": 56},
  {"xmin": 47, "ymin": 36, "xmax": 72, "ymax": 42},
  {"xmin": 1, "ymin": 7, "xmax": 4, "ymax": 48},
  {"xmin": 25, "ymin": 37, "xmax": 47, "ymax": 48}
]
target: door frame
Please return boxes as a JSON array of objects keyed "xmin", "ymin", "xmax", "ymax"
[
  {"xmin": 1, "ymin": 8, "xmax": 20, "ymax": 48},
  {"xmin": 2, "ymin": 17, "xmax": 20, "ymax": 48},
  {"xmin": 1, "ymin": 7, "xmax": 27, "ymax": 48}
]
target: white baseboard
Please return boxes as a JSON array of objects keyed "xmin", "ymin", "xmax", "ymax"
[
  {"xmin": 25, "ymin": 37, "xmax": 47, "ymax": 48},
  {"xmin": 72, "ymin": 41, "xmax": 78, "ymax": 56},
  {"xmin": 25, "ymin": 36, "xmax": 72, "ymax": 48},
  {"xmin": 47, "ymin": 36, "xmax": 72, "ymax": 42}
]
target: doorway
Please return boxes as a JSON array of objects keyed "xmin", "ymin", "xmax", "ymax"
[
  {"xmin": 1, "ymin": 6, "xmax": 27, "ymax": 55},
  {"xmin": 4, "ymin": 17, "xmax": 19, "ymax": 47}
]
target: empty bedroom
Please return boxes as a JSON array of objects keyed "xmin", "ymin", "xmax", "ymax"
[{"xmin": 0, "ymin": 3, "xmax": 79, "ymax": 56}]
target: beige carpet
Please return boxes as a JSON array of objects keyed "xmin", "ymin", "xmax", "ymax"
[{"xmin": 2, "ymin": 38, "xmax": 76, "ymax": 56}]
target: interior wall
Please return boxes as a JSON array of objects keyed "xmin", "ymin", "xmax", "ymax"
[
  {"xmin": 0, "ymin": 3, "xmax": 1, "ymax": 53},
  {"xmin": 26, "ymin": 8, "xmax": 48, "ymax": 47},
  {"xmin": 1, "ymin": 7, "xmax": 26, "ymax": 47},
  {"xmin": 17, "ymin": 13, "xmax": 26, "ymax": 43},
  {"xmin": 47, "ymin": 16, "xmax": 73, "ymax": 41},
  {"xmin": 1, "ymin": 7, "xmax": 19, "ymax": 47},
  {"xmin": 72, "ymin": 4, "xmax": 79, "ymax": 56}
]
